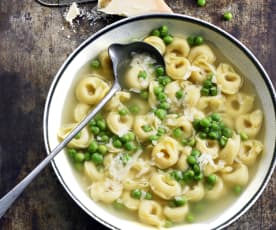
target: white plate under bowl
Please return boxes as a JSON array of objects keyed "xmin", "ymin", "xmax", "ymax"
[{"xmin": 43, "ymin": 14, "xmax": 276, "ymax": 230}]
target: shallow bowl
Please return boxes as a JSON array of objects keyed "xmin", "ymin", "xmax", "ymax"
[{"xmin": 43, "ymin": 14, "xmax": 276, "ymax": 230}]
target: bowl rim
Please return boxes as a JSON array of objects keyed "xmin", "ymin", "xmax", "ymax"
[{"xmin": 43, "ymin": 13, "xmax": 276, "ymax": 230}]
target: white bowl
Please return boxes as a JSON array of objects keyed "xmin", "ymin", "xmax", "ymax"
[{"xmin": 43, "ymin": 14, "xmax": 276, "ymax": 230}]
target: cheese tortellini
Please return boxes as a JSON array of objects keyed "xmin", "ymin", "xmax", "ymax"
[{"xmin": 59, "ymin": 29, "xmax": 265, "ymax": 228}]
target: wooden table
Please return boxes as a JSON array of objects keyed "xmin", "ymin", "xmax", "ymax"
[{"xmin": 0, "ymin": 0, "xmax": 275, "ymax": 229}]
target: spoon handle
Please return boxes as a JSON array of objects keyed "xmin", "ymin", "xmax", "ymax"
[{"xmin": 0, "ymin": 83, "xmax": 121, "ymax": 218}]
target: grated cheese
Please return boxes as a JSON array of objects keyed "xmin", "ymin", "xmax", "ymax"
[
  {"xmin": 197, "ymin": 152, "xmax": 216, "ymax": 171},
  {"xmin": 109, "ymin": 149, "xmax": 143, "ymax": 181}
]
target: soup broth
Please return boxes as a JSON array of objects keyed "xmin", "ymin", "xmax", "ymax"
[{"xmin": 59, "ymin": 26, "xmax": 265, "ymax": 228}]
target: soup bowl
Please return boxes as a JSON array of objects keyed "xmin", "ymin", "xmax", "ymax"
[{"xmin": 43, "ymin": 14, "xmax": 276, "ymax": 230}]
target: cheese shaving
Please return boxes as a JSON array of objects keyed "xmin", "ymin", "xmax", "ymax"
[
  {"xmin": 65, "ymin": 2, "xmax": 80, "ymax": 25},
  {"xmin": 197, "ymin": 152, "xmax": 216, "ymax": 171},
  {"xmin": 98, "ymin": 0, "xmax": 173, "ymax": 17},
  {"xmin": 109, "ymin": 149, "xmax": 143, "ymax": 181}
]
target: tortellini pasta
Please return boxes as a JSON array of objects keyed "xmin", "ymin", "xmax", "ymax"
[
  {"xmin": 58, "ymin": 124, "xmax": 91, "ymax": 148},
  {"xmin": 238, "ymin": 140, "xmax": 264, "ymax": 165},
  {"xmin": 151, "ymin": 136, "xmax": 180, "ymax": 169},
  {"xmin": 138, "ymin": 200, "xmax": 164, "ymax": 227},
  {"xmin": 106, "ymin": 111, "xmax": 133, "ymax": 136},
  {"xmin": 144, "ymin": 36, "xmax": 166, "ymax": 55},
  {"xmin": 216, "ymin": 63, "xmax": 243, "ymax": 95},
  {"xmin": 60, "ymin": 30, "xmax": 265, "ymax": 228},
  {"xmin": 150, "ymin": 172, "xmax": 182, "ymax": 200},
  {"xmin": 75, "ymin": 75, "xmax": 110, "ymax": 105},
  {"xmin": 163, "ymin": 204, "xmax": 189, "ymax": 222},
  {"xmin": 235, "ymin": 110, "xmax": 263, "ymax": 138}
]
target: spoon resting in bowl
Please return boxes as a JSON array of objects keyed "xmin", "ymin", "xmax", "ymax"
[{"xmin": 0, "ymin": 41, "xmax": 165, "ymax": 218}]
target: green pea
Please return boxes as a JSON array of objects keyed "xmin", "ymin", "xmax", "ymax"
[
  {"xmin": 163, "ymin": 35, "xmax": 173, "ymax": 44},
  {"xmin": 194, "ymin": 173, "xmax": 203, "ymax": 181},
  {"xmin": 155, "ymin": 108, "xmax": 167, "ymax": 120},
  {"xmin": 74, "ymin": 132, "xmax": 81, "ymax": 139},
  {"xmin": 88, "ymin": 141, "xmax": 98, "ymax": 153},
  {"xmin": 142, "ymin": 125, "xmax": 153, "ymax": 132},
  {"xmin": 174, "ymin": 196, "xmax": 186, "ymax": 207},
  {"xmin": 95, "ymin": 114, "xmax": 103, "ymax": 121},
  {"xmin": 197, "ymin": 0, "xmax": 206, "ymax": 7},
  {"xmin": 91, "ymin": 153, "xmax": 104, "ymax": 164},
  {"xmin": 159, "ymin": 25, "xmax": 169, "ymax": 37},
  {"xmin": 219, "ymin": 135, "xmax": 228, "ymax": 147},
  {"xmin": 186, "ymin": 213, "xmax": 195, "ymax": 223},
  {"xmin": 67, "ymin": 148, "xmax": 77, "ymax": 159},
  {"xmin": 187, "ymin": 155, "xmax": 197, "ymax": 165},
  {"xmin": 191, "ymin": 149, "xmax": 201, "ymax": 157},
  {"xmin": 89, "ymin": 119, "xmax": 96, "ymax": 126},
  {"xmin": 75, "ymin": 153, "xmax": 85, "ymax": 163},
  {"xmin": 210, "ymin": 86, "xmax": 218, "ymax": 96},
  {"xmin": 199, "ymin": 132, "xmax": 207, "ymax": 139},
  {"xmin": 157, "ymin": 92, "xmax": 167, "ymax": 102},
  {"xmin": 129, "ymin": 104, "xmax": 140, "ymax": 114},
  {"xmin": 131, "ymin": 189, "xmax": 142, "ymax": 199},
  {"xmin": 210, "ymin": 122, "xmax": 220, "ymax": 131},
  {"xmin": 159, "ymin": 101, "xmax": 170, "ymax": 110},
  {"xmin": 157, "ymin": 127, "xmax": 166, "ymax": 135},
  {"xmin": 208, "ymin": 131, "xmax": 219, "ymax": 140},
  {"xmin": 121, "ymin": 134, "xmax": 130, "ymax": 143},
  {"xmin": 100, "ymin": 135, "xmax": 109, "ymax": 143},
  {"xmin": 210, "ymin": 113, "xmax": 220, "ymax": 121},
  {"xmin": 113, "ymin": 200, "xmax": 125, "ymax": 210},
  {"xmin": 158, "ymin": 76, "xmax": 172, "ymax": 86},
  {"xmin": 98, "ymin": 145, "xmax": 107, "ymax": 154},
  {"xmin": 154, "ymin": 86, "xmax": 164, "ymax": 95},
  {"xmin": 187, "ymin": 36, "xmax": 195, "ymax": 46},
  {"xmin": 223, "ymin": 12, "xmax": 233, "ymax": 21},
  {"xmin": 127, "ymin": 132, "xmax": 135, "ymax": 141},
  {"xmin": 149, "ymin": 135, "xmax": 159, "ymax": 141},
  {"xmin": 201, "ymin": 87, "xmax": 209, "ymax": 96},
  {"xmin": 170, "ymin": 170, "xmax": 183, "ymax": 181},
  {"xmin": 222, "ymin": 128, "xmax": 232, "ymax": 138},
  {"xmin": 233, "ymin": 185, "xmax": 242, "ymax": 195},
  {"xmin": 145, "ymin": 192, "xmax": 152, "ymax": 200},
  {"xmin": 187, "ymin": 138, "xmax": 196, "ymax": 147},
  {"xmin": 164, "ymin": 220, "xmax": 173, "ymax": 228},
  {"xmin": 118, "ymin": 108, "xmax": 128, "ymax": 116},
  {"xmin": 175, "ymin": 90, "xmax": 184, "ymax": 99},
  {"xmin": 193, "ymin": 119, "xmax": 201, "ymax": 131},
  {"xmin": 90, "ymin": 126, "xmax": 100, "ymax": 135},
  {"xmin": 96, "ymin": 120, "xmax": 106, "ymax": 131},
  {"xmin": 151, "ymin": 29, "xmax": 160, "ymax": 37},
  {"xmin": 90, "ymin": 59, "xmax": 101, "ymax": 69},
  {"xmin": 74, "ymin": 162, "xmax": 83, "ymax": 171},
  {"xmin": 193, "ymin": 164, "xmax": 201, "ymax": 174},
  {"xmin": 140, "ymin": 90, "xmax": 149, "ymax": 100},
  {"xmin": 125, "ymin": 141, "xmax": 136, "ymax": 151},
  {"xmin": 240, "ymin": 132, "xmax": 248, "ymax": 141},
  {"xmin": 200, "ymin": 118, "xmax": 211, "ymax": 128},
  {"xmin": 194, "ymin": 36, "xmax": 204, "ymax": 45},
  {"xmin": 173, "ymin": 128, "xmax": 183, "ymax": 138},
  {"xmin": 207, "ymin": 174, "xmax": 217, "ymax": 185},
  {"xmin": 113, "ymin": 139, "xmax": 122, "ymax": 148},
  {"xmin": 138, "ymin": 70, "xmax": 147, "ymax": 79},
  {"xmin": 203, "ymin": 80, "xmax": 212, "ymax": 88},
  {"xmin": 84, "ymin": 152, "xmax": 91, "ymax": 161},
  {"xmin": 155, "ymin": 66, "xmax": 165, "ymax": 76}
]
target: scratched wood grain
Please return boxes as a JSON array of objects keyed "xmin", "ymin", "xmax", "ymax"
[{"xmin": 0, "ymin": 0, "xmax": 275, "ymax": 229}]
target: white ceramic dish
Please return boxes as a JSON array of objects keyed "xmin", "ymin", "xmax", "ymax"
[{"xmin": 43, "ymin": 14, "xmax": 276, "ymax": 230}]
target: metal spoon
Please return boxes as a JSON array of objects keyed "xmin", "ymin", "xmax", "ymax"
[{"xmin": 0, "ymin": 41, "xmax": 164, "ymax": 218}]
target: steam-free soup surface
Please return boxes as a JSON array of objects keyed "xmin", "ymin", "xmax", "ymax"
[{"xmin": 58, "ymin": 26, "xmax": 264, "ymax": 228}]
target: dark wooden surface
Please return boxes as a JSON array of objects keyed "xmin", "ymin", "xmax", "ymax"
[{"xmin": 0, "ymin": 0, "xmax": 275, "ymax": 229}]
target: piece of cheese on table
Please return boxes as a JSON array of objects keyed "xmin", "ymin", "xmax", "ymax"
[{"xmin": 98, "ymin": 0, "xmax": 173, "ymax": 16}]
